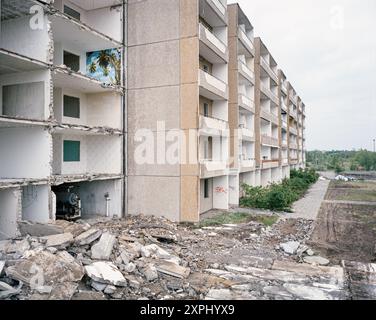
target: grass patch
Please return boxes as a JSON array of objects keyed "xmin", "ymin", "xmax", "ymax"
[
  {"xmin": 337, "ymin": 190, "xmax": 376, "ymax": 202},
  {"xmin": 199, "ymin": 212, "xmax": 278, "ymax": 228}
]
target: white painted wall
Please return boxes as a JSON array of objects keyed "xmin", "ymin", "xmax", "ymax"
[
  {"xmin": 22, "ymin": 185, "xmax": 50, "ymax": 223},
  {"xmin": 261, "ymin": 169, "xmax": 271, "ymax": 186},
  {"xmin": 213, "ymin": 175, "xmax": 229, "ymax": 210},
  {"xmin": 0, "ymin": 189, "xmax": 20, "ymax": 240},
  {"xmin": 1, "ymin": 16, "xmax": 50, "ymax": 62},
  {"xmin": 229, "ymin": 174, "xmax": 239, "ymax": 206},
  {"xmin": 77, "ymin": 179, "xmax": 122, "ymax": 218},
  {"xmin": 53, "ymin": 134, "xmax": 122, "ymax": 175},
  {"xmin": 0, "ymin": 127, "xmax": 51, "ymax": 179},
  {"xmin": 200, "ymin": 178, "xmax": 213, "ymax": 214},
  {"xmin": 0, "ymin": 70, "xmax": 51, "ymax": 120},
  {"xmin": 54, "ymin": 41, "xmax": 87, "ymax": 74}
]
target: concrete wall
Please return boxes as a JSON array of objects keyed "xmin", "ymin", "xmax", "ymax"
[
  {"xmin": 0, "ymin": 127, "xmax": 51, "ymax": 179},
  {"xmin": 0, "ymin": 70, "xmax": 51, "ymax": 120},
  {"xmin": 0, "ymin": 188, "xmax": 20, "ymax": 240},
  {"xmin": 22, "ymin": 185, "xmax": 50, "ymax": 223},
  {"xmin": 52, "ymin": 133, "xmax": 122, "ymax": 175},
  {"xmin": 1, "ymin": 15, "xmax": 50, "ymax": 62},
  {"xmin": 77, "ymin": 179, "xmax": 122, "ymax": 218},
  {"xmin": 200, "ymin": 178, "xmax": 213, "ymax": 214}
]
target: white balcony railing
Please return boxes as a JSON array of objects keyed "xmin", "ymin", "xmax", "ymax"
[
  {"xmin": 238, "ymin": 94, "xmax": 255, "ymax": 112},
  {"xmin": 260, "ymin": 57, "xmax": 278, "ymax": 82},
  {"xmin": 199, "ymin": 23, "xmax": 227, "ymax": 56},
  {"xmin": 239, "ymin": 127, "xmax": 254, "ymax": 141},
  {"xmin": 210, "ymin": 0, "xmax": 226, "ymax": 16},
  {"xmin": 199, "ymin": 115, "xmax": 229, "ymax": 136},
  {"xmin": 262, "ymin": 160, "xmax": 280, "ymax": 169},
  {"xmin": 238, "ymin": 59, "xmax": 255, "ymax": 83},
  {"xmin": 261, "ymin": 135, "xmax": 279, "ymax": 147},
  {"xmin": 238, "ymin": 28, "xmax": 255, "ymax": 55},
  {"xmin": 200, "ymin": 159, "xmax": 227, "ymax": 178},
  {"xmin": 260, "ymin": 83, "xmax": 279, "ymax": 105},
  {"xmin": 289, "ymin": 126, "xmax": 298, "ymax": 135},
  {"xmin": 282, "ymin": 82, "xmax": 288, "ymax": 93},
  {"xmin": 240, "ymin": 158, "xmax": 255, "ymax": 170},
  {"xmin": 199, "ymin": 69, "xmax": 228, "ymax": 99}
]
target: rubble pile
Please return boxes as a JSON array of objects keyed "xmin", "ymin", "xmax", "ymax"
[{"xmin": 1, "ymin": 214, "xmax": 374, "ymax": 300}]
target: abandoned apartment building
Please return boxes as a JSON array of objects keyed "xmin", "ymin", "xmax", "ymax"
[{"xmin": 0, "ymin": 0, "xmax": 306, "ymax": 240}]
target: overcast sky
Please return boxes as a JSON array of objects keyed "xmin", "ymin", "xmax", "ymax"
[{"xmin": 229, "ymin": 0, "xmax": 376, "ymax": 151}]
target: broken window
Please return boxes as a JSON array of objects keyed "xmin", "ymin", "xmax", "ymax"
[
  {"xmin": 63, "ymin": 95, "xmax": 80, "ymax": 119},
  {"xmin": 64, "ymin": 51, "xmax": 80, "ymax": 72},
  {"xmin": 64, "ymin": 5, "xmax": 81, "ymax": 21},
  {"xmin": 63, "ymin": 140, "xmax": 80, "ymax": 162}
]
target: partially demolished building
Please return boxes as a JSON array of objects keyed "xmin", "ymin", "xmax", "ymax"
[
  {"xmin": 0, "ymin": 0, "xmax": 126, "ymax": 239},
  {"xmin": 0, "ymin": 0, "xmax": 306, "ymax": 239}
]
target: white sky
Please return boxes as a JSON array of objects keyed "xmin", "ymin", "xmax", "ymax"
[{"xmin": 229, "ymin": 0, "xmax": 376, "ymax": 151}]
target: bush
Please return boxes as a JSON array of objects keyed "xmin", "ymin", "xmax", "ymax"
[{"xmin": 240, "ymin": 168, "xmax": 319, "ymax": 211}]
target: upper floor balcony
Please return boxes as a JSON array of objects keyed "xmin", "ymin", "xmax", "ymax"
[
  {"xmin": 290, "ymin": 142, "xmax": 298, "ymax": 150},
  {"xmin": 261, "ymin": 135, "xmax": 279, "ymax": 148},
  {"xmin": 238, "ymin": 125, "xmax": 255, "ymax": 142},
  {"xmin": 199, "ymin": 69, "xmax": 228, "ymax": 101},
  {"xmin": 200, "ymin": 159, "xmax": 228, "ymax": 179},
  {"xmin": 260, "ymin": 57, "xmax": 278, "ymax": 83},
  {"xmin": 199, "ymin": 23, "xmax": 228, "ymax": 63},
  {"xmin": 203, "ymin": 0, "xmax": 228, "ymax": 25},
  {"xmin": 238, "ymin": 59, "xmax": 255, "ymax": 84},
  {"xmin": 281, "ymin": 81, "xmax": 288, "ymax": 94},
  {"xmin": 289, "ymin": 126, "xmax": 298, "ymax": 136},
  {"xmin": 260, "ymin": 109, "xmax": 279, "ymax": 126},
  {"xmin": 260, "ymin": 83, "xmax": 279, "ymax": 105},
  {"xmin": 290, "ymin": 94, "xmax": 298, "ymax": 106},
  {"xmin": 239, "ymin": 156, "xmax": 256, "ymax": 172},
  {"xmin": 199, "ymin": 115, "xmax": 229, "ymax": 137},
  {"xmin": 281, "ymin": 100, "xmax": 288, "ymax": 112},
  {"xmin": 262, "ymin": 159, "xmax": 280, "ymax": 169},
  {"xmin": 238, "ymin": 28, "xmax": 255, "ymax": 56},
  {"xmin": 238, "ymin": 94, "xmax": 255, "ymax": 113}
]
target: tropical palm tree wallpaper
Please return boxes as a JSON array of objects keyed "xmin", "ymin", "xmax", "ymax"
[{"xmin": 86, "ymin": 48, "xmax": 122, "ymax": 85}]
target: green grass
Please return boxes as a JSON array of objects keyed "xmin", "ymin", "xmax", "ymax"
[
  {"xmin": 199, "ymin": 212, "xmax": 279, "ymax": 228},
  {"xmin": 337, "ymin": 190, "xmax": 376, "ymax": 202}
]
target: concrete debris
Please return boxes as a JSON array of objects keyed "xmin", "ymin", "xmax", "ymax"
[
  {"xmin": 40, "ymin": 233, "xmax": 74, "ymax": 249},
  {"xmin": 0, "ymin": 214, "xmax": 374, "ymax": 300},
  {"xmin": 85, "ymin": 262, "xmax": 127, "ymax": 287},
  {"xmin": 156, "ymin": 262, "xmax": 190, "ymax": 279},
  {"xmin": 280, "ymin": 241, "xmax": 300, "ymax": 255},
  {"xmin": 75, "ymin": 229, "xmax": 102, "ymax": 246},
  {"xmin": 18, "ymin": 221, "xmax": 64, "ymax": 237},
  {"xmin": 303, "ymin": 256, "xmax": 330, "ymax": 266},
  {"xmin": 91, "ymin": 233, "xmax": 116, "ymax": 260}
]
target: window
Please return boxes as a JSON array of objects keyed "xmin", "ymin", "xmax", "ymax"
[
  {"xmin": 64, "ymin": 140, "xmax": 80, "ymax": 162},
  {"xmin": 204, "ymin": 179, "xmax": 210, "ymax": 199},
  {"xmin": 63, "ymin": 95, "xmax": 80, "ymax": 118},
  {"xmin": 203, "ymin": 64, "xmax": 209, "ymax": 72},
  {"xmin": 203, "ymin": 103, "xmax": 209, "ymax": 117},
  {"xmin": 64, "ymin": 51, "xmax": 80, "ymax": 72},
  {"xmin": 64, "ymin": 5, "xmax": 81, "ymax": 21}
]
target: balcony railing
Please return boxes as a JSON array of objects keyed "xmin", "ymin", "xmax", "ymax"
[
  {"xmin": 208, "ymin": 0, "xmax": 227, "ymax": 17},
  {"xmin": 290, "ymin": 158, "xmax": 299, "ymax": 165},
  {"xmin": 237, "ymin": 28, "xmax": 255, "ymax": 55},
  {"xmin": 200, "ymin": 159, "xmax": 227, "ymax": 178},
  {"xmin": 290, "ymin": 142, "xmax": 298, "ymax": 150},
  {"xmin": 262, "ymin": 159, "xmax": 280, "ymax": 169},
  {"xmin": 240, "ymin": 157, "xmax": 256, "ymax": 170},
  {"xmin": 238, "ymin": 59, "xmax": 255, "ymax": 84},
  {"xmin": 199, "ymin": 69, "xmax": 228, "ymax": 100},
  {"xmin": 281, "ymin": 82, "xmax": 288, "ymax": 94},
  {"xmin": 282, "ymin": 158, "xmax": 289, "ymax": 165},
  {"xmin": 261, "ymin": 135, "xmax": 279, "ymax": 147},
  {"xmin": 239, "ymin": 126, "xmax": 254, "ymax": 141},
  {"xmin": 260, "ymin": 109, "xmax": 279, "ymax": 125},
  {"xmin": 282, "ymin": 140, "xmax": 288, "ymax": 148},
  {"xmin": 199, "ymin": 23, "xmax": 227, "ymax": 61},
  {"xmin": 238, "ymin": 94, "xmax": 255, "ymax": 113},
  {"xmin": 260, "ymin": 57, "xmax": 278, "ymax": 82},
  {"xmin": 289, "ymin": 126, "xmax": 298, "ymax": 135},
  {"xmin": 199, "ymin": 115, "xmax": 228, "ymax": 136},
  {"xmin": 281, "ymin": 101, "xmax": 288, "ymax": 112},
  {"xmin": 260, "ymin": 83, "xmax": 279, "ymax": 105}
]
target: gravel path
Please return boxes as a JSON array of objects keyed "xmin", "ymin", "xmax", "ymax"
[{"xmin": 281, "ymin": 180, "xmax": 330, "ymax": 220}]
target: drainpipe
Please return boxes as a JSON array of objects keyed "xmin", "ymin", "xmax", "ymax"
[{"xmin": 105, "ymin": 193, "xmax": 111, "ymax": 218}]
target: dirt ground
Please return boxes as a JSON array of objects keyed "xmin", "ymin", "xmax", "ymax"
[{"xmin": 310, "ymin": 180, "xmax": 376, "ymax": 264}]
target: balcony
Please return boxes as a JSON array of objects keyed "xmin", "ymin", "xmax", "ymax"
[
  {"xmin": 262, "ymin": 160, "xmax": 280, "ymax": 169},
  {"xmin": 205, "ymin": 0, "xmax": 227, "ymax": 23},
  {"xmin": 200, "ymin": 160, "xmax": 227, "ymax": 178},
  {"xmin": 199, "ymin": 69, "xmax": 228, "ymax": 100},
  {"xmin": 199, "ymin": 23, "xmax": 228, "ymax": 62},
  {"xmin": 238, "ymin": 94, "xmax": 255, "ymax": 113},
  {"xmin": 290, "ymin": 95, "xmax": 298, "ymax": 106},
  {"xmin": 281, "ymin": 101, "xmax": 288, "ymax": 112},
  {"xmin": 240, "ymin": 157, "xmax": 256, "ymax": 172},
  {"xmin": 289, "ymin": 126, "xmax": 298, "ymax": 135},
  {"xmin": 260, "ymin": 109, "xmax": 279, "ymax": 125},
  {"xmin": 282, "ymin": 140, "xmax": 288, "ymax": 148},
  {"xmin": 238, "ymin": 59, "xmax": 255, "ymax": 84},
  {"xmin": 199, "ymin": 115, "xmax": 229, "ymax": 137},
  {"xmin": 238, "ymin": 28, "xmax": 255, "ymax": 56},
  {"xmin": 282, "ymin": 158, "xmax": 289, "ymax": 166},
  {"xmin": 261, "ymin": 135, "xmax": 279, "ymax": 148},
  {"xmin": 238, "ymin": 126, "xmax": 255, "ymax": 142},
  {"xmin": 260, "ymin": 57, "xmax": 278, "ymax": 83},
  {"xmin": 282, "ymin": 120, "xmax": 288, "ymax": 130},
  {"xmin": 290, "ymin": 159, "xmax": 299, "ymax": 165},
  {"xmin": 260, "ymin": 83, "xmax": 279, "ymax": 105},
  {"xmin": 290, "ymin": 142, "xmax": 298, "ymax": 150},
  {"xmin": 281, "ymin": 82, "xmax": 288, "ymax": 94}
]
